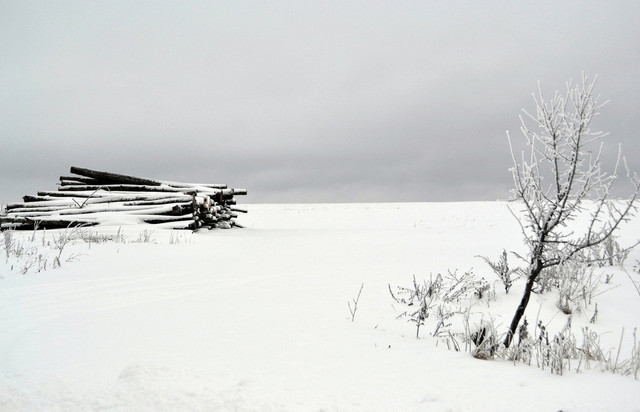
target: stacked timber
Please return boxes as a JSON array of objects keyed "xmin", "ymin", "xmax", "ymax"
[{"xmin": 0, "ymin": 167, "xmax": 247, "ymax": 231}]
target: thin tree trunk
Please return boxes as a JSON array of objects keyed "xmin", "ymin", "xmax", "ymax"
[{"xmin": 504, "ymin": 262, "xmax": 542, "ymax": 348}]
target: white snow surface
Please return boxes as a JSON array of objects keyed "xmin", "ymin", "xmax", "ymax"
[{"xmin": 1, "ymin": 202, "xmax": 639, "ymax": 411}]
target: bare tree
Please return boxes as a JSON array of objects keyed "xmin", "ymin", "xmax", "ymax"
[{"xmin": 504, "ymin": 74, "xmax": 639, "ymax": 348}]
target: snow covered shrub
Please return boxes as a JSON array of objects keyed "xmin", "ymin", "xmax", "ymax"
[
  {"xmin": 390, "ymin": 270, "xmax": 488, "ymax": 343},
  {"xmin": 599, "ymin": 236, "xmax": 629, "ymax": 266},
  {"xmin": 530, "ymin": 243, "xmax": 583, "ymax": 295},
  {"xmin": 440, "ymin": 270, "xmax": 482, "ymax": 302},
  {"xmin": 3, "ymin": 229, "xmax": 14, "ymax": 261},
  {"xmin": 29, "ymin": 221, "xmax": 41, "ymax": 242},
  {"xmin": 10, "ymin": 238, "xmax": 25, "ymax": 260},
  {"xmin": 18, "ymin": 249, "xmax": 49, "ymax": 275},
  {"xmin": 593, "ymin": 327, "xmax": 640, "ymax": 378},
  {"xmin": 389, "ymin": 274, "xmax": 440, "ymax": 338},
  {"xmin": 52, "ymin": 225, "xmax": 84, "ymax": 268},
  {"xmin": 555, "ymin": 261, "xmax": 600, "ymax": 315},
  {"xmin": 518, "ymin": 317, "xmax": 578, "ymax": 375},
  {"xmin": 533, "ymin": 267, "xmax": 559, "ymax": 294},
  {"xmin": 575, "ymin": 327, "xmax": 637, "ymax": 376},
  {"xmin": 79, "ymin": 229, "xmax": 116, "ymax": 245},
  {"xmin": 527, "ymin": 248, "xmax": 605, "ymax": 315},
  {"xmin": 506, "ymin": 317, "xmax": 534, "ymax": 365},
  {"xmin": 548, "ymin": 317, "xmax": 578, "ymax": 375},
  {"xmin": 469, "ymin": 317, "xmax": 502, "ymax": 360},
  {"xmin": 576, "ymin": 327, "xmax": 640, "ymax": 378},
  {"xmin": 169, "ymin": 230, "xmax": 192, "ymax": 244},
  {"xmin": 135, "ymin": 229, "xmax": 156, "ymax": 243},
  {"xmin": 577, "ymin": 326, "xmax": 606, "ymax": 371},
  {"xmin": 511, "ymin": 317, "xmax": 640, "ymax": 378},
  {"xmin": 473, "ymin": 277, "xmax": 491, "ymax": 300},
  {"xmin": 578, "ymin": 234, "xmax": 629, "ymax": 267},
  {"xmin": 464, "ymin": 302, "xmax": 636, "ymax": 378},
  {"xmin": 589, "ymin": 303, "xmax": 599, "ymax": 324},
  {"xmin": 479, "ymin": 249, "xmax": 519, "ymax": 294},
  {"xmin": 629, "ymin": 328, "xmax": 640, "ymax": 379},
  {"xmin": 433, "ymin": 304, "xmax": 461, "ymax": 350},
  {"xmin": 2, "ymin": 230, "xmax": 52, "ymax": 275}
]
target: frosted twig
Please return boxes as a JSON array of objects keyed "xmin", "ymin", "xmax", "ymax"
[{"xmin": 348, "ymin": 283, "xmax": 364, "ymax": 322}]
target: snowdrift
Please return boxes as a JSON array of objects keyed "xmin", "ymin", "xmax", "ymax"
[{"xmin": 1, "ymin": 202, "xmax": 639, "ymax": 411}]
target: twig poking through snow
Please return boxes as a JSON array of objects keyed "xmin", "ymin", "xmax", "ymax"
[{"xmin": 348, "ymin": 283, "xmax": 364, "ymax": 322}]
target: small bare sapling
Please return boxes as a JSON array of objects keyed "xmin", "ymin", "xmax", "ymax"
[
  {"xmin": 479, "ymin": 250, "xmax": 519, "ymax": 294},
  {"xmin": 348, "ymin": 283, "xmax": 364, "ymax": 322},
  {"xmin": 136, "ymin": 229, "xmax": 155, "ymax": 243},
  {"xmin": 52, "ymin": 225, "xmax": 84, "ymax": 268},
  {"xmin": 3, "ymin": 229, "xmax": 15, "ymax": 261}
]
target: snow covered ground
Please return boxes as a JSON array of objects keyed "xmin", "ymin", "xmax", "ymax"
[{"xmin": 1, "ymin": 202, "xmax": 639, "ymax": 411}]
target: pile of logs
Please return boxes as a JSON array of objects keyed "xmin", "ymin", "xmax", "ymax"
[{"xmin": 0, "ymin": 167, "xmax": 247, "ymax": 231}]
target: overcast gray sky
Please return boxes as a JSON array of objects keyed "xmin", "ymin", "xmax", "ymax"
[{"xmin": 2, "ymin": 1, "xmax": 639, "ymax": 204}]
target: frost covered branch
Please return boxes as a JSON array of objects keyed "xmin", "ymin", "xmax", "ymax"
[{"xmin": 348, "ymin": 283, "xmax": 364, "ymax": 322}]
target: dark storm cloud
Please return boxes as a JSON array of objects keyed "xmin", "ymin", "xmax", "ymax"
[{"xmin": 1, "ymin": 1, "xmax": 639, "ymax": 204}]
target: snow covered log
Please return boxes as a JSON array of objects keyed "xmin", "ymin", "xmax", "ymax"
[
  {"xmin": 57, "ymin": 184, "xmax": 186, "ymax": 193},
  {"xmin": 0, "ymin": 216, "xmax": 99, "ymax": 230},
  {"xmin": 0, "ymin": 167, "xmax": 247, "ymax": 231},
  {"xmin": 69, "ymin": 167, "xmax": 162, "ymax": 187}
]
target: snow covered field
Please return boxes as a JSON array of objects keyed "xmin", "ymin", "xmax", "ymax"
[{"xmin": 1, "ymin": 202, "xmax": 639, "ymax": 411}]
